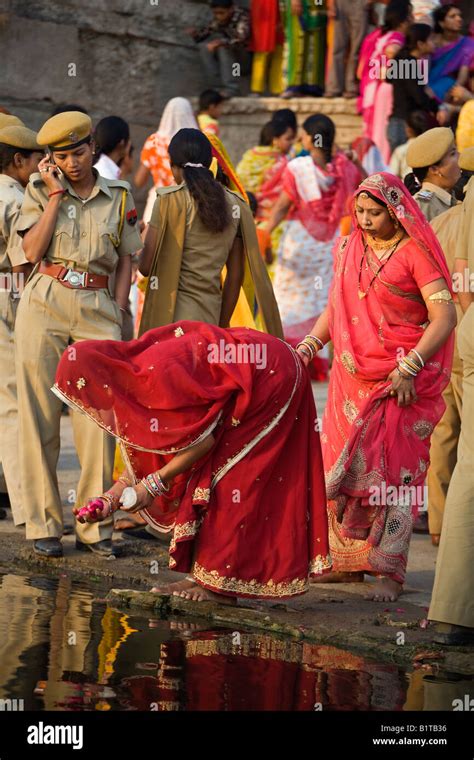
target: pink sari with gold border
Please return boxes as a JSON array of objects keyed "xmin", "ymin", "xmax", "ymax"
[{"xmin": 322, "ymin": 173, "xmax": 454, "ymax": 583}]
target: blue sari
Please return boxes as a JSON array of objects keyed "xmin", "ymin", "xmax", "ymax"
[{"xmin": 428, "ymin": 36, "xmax": 474, "ymax": 100}]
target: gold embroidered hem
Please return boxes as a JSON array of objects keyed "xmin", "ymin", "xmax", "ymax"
[
  {"xmin": 185, "ymin": 634, "xmax": 302, "ymax": 662},
  {"xmin": 169, "ymin": 519, "xmax": 202, "ymax": 554},
  {"xmin": 191, "ymin": 561, "xmax": 309, "ymax": 598}
]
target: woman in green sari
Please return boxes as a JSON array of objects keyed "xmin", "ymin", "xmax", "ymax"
[{"xmin": 282, "ymin": 0, "xmax": 328, "ymax": 97}]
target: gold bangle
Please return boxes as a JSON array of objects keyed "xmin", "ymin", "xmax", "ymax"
[
  {"xmin": 296, "ymin": 342, "xmax": 315, "ymax": 360},
  {"xmin": 305, "ymin": 334, "xmax": 324, "ymax": 350},
  {"xmin": 403, "ymin": 356, "xmax": 422, "ymax": 372},
  {"xmin": 409, "ymin": 348, "xmax": 425, "ymax": 367}
]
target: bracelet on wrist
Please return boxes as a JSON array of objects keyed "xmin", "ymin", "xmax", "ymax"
[
  {"xmin": 409, "ymin": 348, "xmax": 425, "ymax": 368},
  {"xmin": 397, "ymin": 365, "xmax": 414, "ymax": 379},
  {"xmin": 48, "ymin": 189, "xmax": 66, "ymax": 198},
  {"xmin": 296, "ymin": 341, "xmax": 315, "ymax": 360},
  {"xmin": 140, "ymin": 472, "xmax": 170, "ymax": 499},
  {"xmin": 306, "ymin": 334, "xmax": 325, "ymax": 351}
]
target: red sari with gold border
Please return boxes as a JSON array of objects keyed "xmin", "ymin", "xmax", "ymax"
[
  {"xmin": 322, "ymin": 173, "xmax": 454, "ymax": 584},
  {"xmin": 53, "ymin": 321, "xmax": 330, "ymax": 598}
]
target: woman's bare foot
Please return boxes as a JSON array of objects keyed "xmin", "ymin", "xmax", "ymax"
[
  {"xmin": 365, "ymin": 577, "xmax": 402, "ymax": 602},
  {"xmin": 151, "ymin": 578, "xmax": 236, "ymax": 605},
  {"xmin": 311, "ymin": 571, "xmax": 365, "ymax": 584}
]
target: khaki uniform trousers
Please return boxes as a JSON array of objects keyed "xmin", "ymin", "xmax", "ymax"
[
  {"xmin": 0, "ymin": 290, "xmax": 24, "ymax": 524},
  {"xmin": 15, "ymin": 273, "xmax": 122, "ymax": 542},
  {"xmin": 427, "ymin": 306, "xmax": 464, "ymax": 536},
  {"xmin": 429, "ymin": 303, "xmax": 474, "ymax": 629}
]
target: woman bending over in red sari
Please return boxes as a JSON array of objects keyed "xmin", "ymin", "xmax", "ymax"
[
  {"xmin": 296, "ymin": 173, "xmax": 456, "ymax": 603},
  {"xmin": 53, "ymin": 322, "xmax": 330, "ymax": 603}
]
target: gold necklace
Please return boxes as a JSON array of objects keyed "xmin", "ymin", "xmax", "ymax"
[
  {"xmin": 358, "ymin": 238, "xmax": 402, "ymax": 299},
  {"xmin": 365, "ymin": 227, "xmax": 403, "ymax": 252}
]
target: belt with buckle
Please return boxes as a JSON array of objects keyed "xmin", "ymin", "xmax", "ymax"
[{"xmin": 38, "ymin": 261, "xmax": 109, "ymax": 290}]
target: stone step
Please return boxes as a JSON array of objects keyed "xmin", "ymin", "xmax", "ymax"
[{"xmin": 214, "ymin": 96, "xmax": 363, "ymax": 164}]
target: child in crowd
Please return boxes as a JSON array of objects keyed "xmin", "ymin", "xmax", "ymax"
[
  {"xmin": 197, "ymin": 89, "xmax": 225, "ymax": 137},
  {"xmin": 189, "ymin": 0, "xmax": 251, "ymax": 97}
]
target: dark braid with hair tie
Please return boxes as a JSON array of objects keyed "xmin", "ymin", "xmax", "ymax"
[{"xmin": 169, "ymin": 128, "xmax": 231, "ymax": 234}]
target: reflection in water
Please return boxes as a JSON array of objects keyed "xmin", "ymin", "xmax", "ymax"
[{"xmin": 0, "ymin": 573, "xmax": 472, "ymax": 712}]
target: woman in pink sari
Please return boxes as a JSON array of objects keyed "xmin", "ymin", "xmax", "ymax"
[
  {"xmin": 265, "ymin": 114, "xmax": 363, "ymax": 380},
  {"xmin": 359, "ymin": 0, "xmax": 412, "ymax": 162},
  {"xmin": 296, "ymin": 172, "xmax": 456, "ymax": 602}
]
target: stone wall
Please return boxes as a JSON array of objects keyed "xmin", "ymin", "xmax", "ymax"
[{"xmin": 0, "ymin": 0, "xmax": 222, "ymax": 127}]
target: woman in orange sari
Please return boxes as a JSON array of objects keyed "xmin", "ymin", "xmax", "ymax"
[{"xmin": 296, "ymin": 172, "xmax": 456, "ymax": 602}]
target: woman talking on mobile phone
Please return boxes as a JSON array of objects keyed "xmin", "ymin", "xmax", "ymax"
[{"xmin": 14, "ymin": 111, "xmax": 142, "ymax": 559}]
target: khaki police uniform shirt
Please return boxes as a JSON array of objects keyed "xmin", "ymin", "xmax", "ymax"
[
  {"xmin": 413, "ymin": 182, "xmax": 457, "ymax": 223},
  {"xmin": 431, "ymin": 204, "xmax": 464, "ymax": 373},
  {"xmin": 17, "ymin": 169, "xmax": 142, "ymax": 276},
  {"xmin": 456, "ymin": 176, "xmax": 474, "ymax": 271},
  {"xmin": 0, "ymin": 174, "xmax": 28, "ymax": 272}
]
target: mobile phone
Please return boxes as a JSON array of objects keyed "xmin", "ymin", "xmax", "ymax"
[{"xmin": 46, "ymin": 151, "xmax": 62, "ymax": 178}]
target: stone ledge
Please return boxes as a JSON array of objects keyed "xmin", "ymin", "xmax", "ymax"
[
  {"xmin": 106, "ymin": 588, "xmax": 474, "ymax": 676},
  {"xmin": 217, "ymin": 97, "xmax": 363, "ymax": 163},
  {"xmin": 220, "ymin": 96, "xmax": 359, "ymax": 117}
]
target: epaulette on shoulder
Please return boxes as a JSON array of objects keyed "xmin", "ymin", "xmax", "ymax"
[
  {"xmin": 417, "ymin": 189, "xmax": 433, "ymax": 201},
  {"xmin": 156, "ymin": 184, "xmax": 183, "ymax": 197},
  {"xmin": 224, "ymin": 187, "xmax": 245, "ymax": 203},
  {"xmin": 106, "ymin": 178, "xmax": 132, "ymax": 191}
]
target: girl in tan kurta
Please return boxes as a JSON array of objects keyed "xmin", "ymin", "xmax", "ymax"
[
  {"xmin": 138, "ymin": 128, "xmax": 282, "ymax": 337},
  {"xmin": 148, "ymin": 183, "xmax": 241, "ymax": 325}
]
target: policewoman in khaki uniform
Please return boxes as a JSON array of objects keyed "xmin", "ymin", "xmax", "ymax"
[
  {"xmin": 0, "ymin": 124, "xmax": 43, "ymax": 527},
  {"xmin": 0, "ymin": 112, "xmax": 27, "ymax": 515},
  {"xmin": 406, "ymin": 127, "xmax": 460, "ymax": 223},
  {"xmin": 15, "ymin": 112, "xmax": 142, "ymax": 558},
  {"xmin": 405, "ymin": 127, "xmax": 461, "ymax": 537},
  {"xmin": 429, "ymin": 147, "xmax": 474, "ymax": 646}
]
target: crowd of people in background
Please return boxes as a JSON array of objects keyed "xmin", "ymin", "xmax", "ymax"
[{"xmin": 190, "ymin": 0, "xmax": 474, "ymax": 167}]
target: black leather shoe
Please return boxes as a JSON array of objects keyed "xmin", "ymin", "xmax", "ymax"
[
  {"xmin": 433, "ymin": 624, "xmax": 474, "ymax": 646},
  {"xmin": 33, "ymin": 538, "xmax": 63, "ymax": 557},
  {"xmin": 75, "ymin": 539, "xmax": 117, "ymax": 558},
  {"xmin": 0, "ymin": 492, "xmax": 11, "ymax": 510}
]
